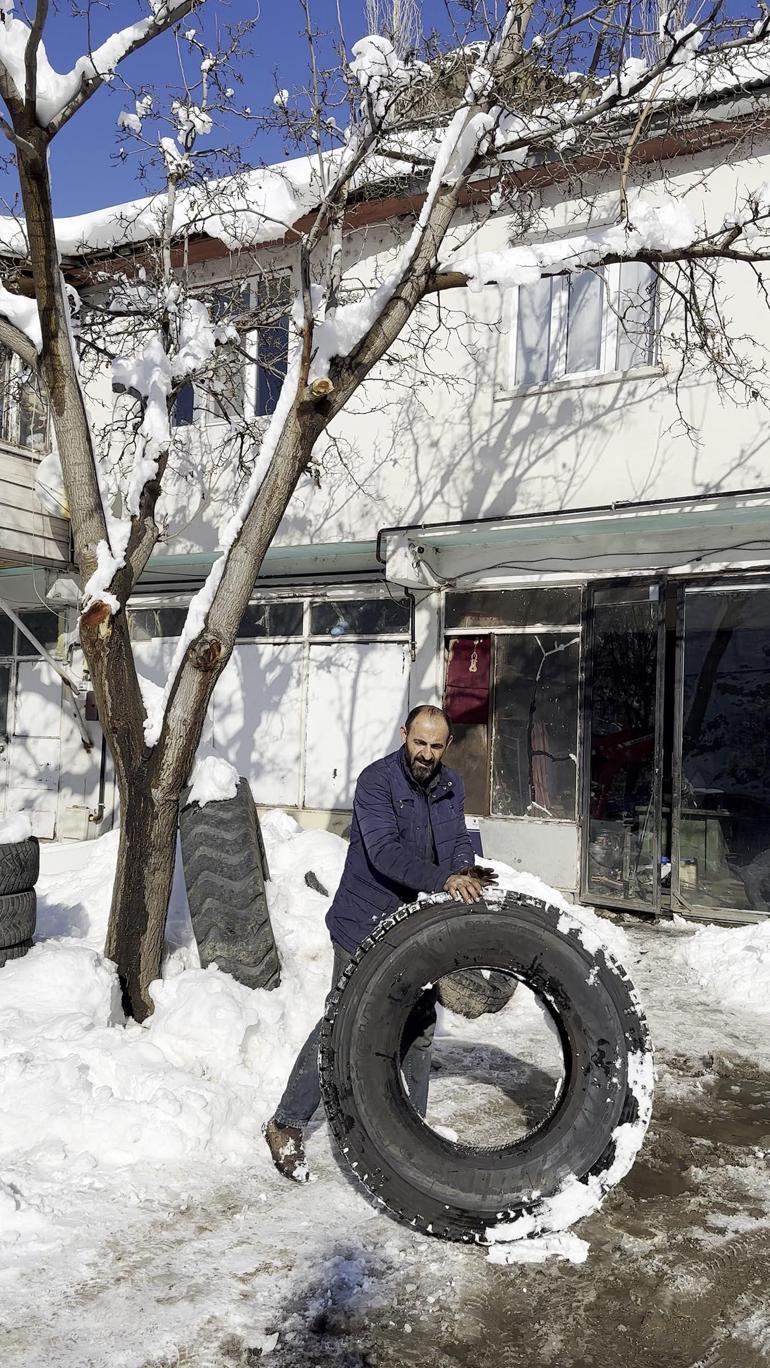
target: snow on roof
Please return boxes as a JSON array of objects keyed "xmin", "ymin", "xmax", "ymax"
[
  {"xmin": 0, "ymin": 150, "xmax": 343, "ymax": 260},
  {"xmin": 0, "ymin": 35, "xmax": 768, "ymax": 264}
]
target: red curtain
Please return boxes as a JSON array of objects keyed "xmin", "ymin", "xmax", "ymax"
[{"xmin": 444, "ymin": 636, "xmax": 491, "ymax": 724}]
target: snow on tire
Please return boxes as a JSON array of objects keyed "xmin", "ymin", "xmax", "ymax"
[{"xmin": 319, "ymin": 890, "xmax": 653, "ymax": 1244}]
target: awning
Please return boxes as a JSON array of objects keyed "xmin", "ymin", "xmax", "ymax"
[{"xmin": 378, "ymin": 489, "xmax": 770, "ymax": 590}]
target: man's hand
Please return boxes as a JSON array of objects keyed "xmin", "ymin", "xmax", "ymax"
[
  {"xmin": 455, "ymin": 864, "xmax": 498, "ymax": 887},
  {"xmin": 444, "ymin": 871, "xmax": 486, "ymax": 904}
]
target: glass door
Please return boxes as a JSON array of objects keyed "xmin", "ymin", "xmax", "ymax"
[
  {"xmin": 672, "ymin": 586, "xmax": 770, "ymax": 918},
  {"xmin": 581, "ymin": 584, "xmax": 665, "ymax": 912}
]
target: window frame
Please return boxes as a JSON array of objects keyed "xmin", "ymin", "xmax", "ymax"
[
  {"xmin": 508, "ymin": 260, "xmax": 659, "ymax": 395},
  {"xmin": 0, "ymin": 345, "xmax": 50, "ymax": 454}
]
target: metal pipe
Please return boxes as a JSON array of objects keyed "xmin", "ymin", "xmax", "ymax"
[{"xmin": 0, "ymin": 596, "xmax": 93, "ymax": 752}]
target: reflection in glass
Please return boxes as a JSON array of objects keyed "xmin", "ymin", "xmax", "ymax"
[
  {"xmin": 445, "ymin": 587, "xmax": 581, "ymax": 631},
  {"xmin": 238, "ymin": 601, "xmax": 303, "ymax": 638},
  {"xmin": 310, "ymin": 598, "xmax": 409, "ymax": 637},
  {"xmin": 678, "ymin": 589, "xmax": 770, "ymax": 913},
  {"xmin": 17, "ymin": 609, "xmax": 60, "ymax": 656},
  {"xmin": 587, "ymin": 593, "xmax": 659, "ymax": 905},
  {"xmin": 492, "ymin": 634, "xmax": 579, "ymax": 818}
]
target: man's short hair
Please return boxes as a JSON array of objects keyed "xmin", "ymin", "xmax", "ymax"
[{"xmin": 404, "ymin": 704, "xmax": 453, "ymax": 738}]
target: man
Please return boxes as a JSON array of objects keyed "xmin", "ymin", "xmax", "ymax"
[{"xmin": 264, "ymin": 703, "xmax": 491, "ymax": 1182}]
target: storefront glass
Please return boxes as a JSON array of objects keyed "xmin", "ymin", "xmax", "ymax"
[
  {"xmin": 585, "ymin": 585, "xmax": 662, "ymax": 907},
  {"xmin": 444, "ymin": 589, "xmax": 581, "ymax": 819},
  {"xmin": 675, "ymin": 587, "xmax": 770, "ymax": 915}
]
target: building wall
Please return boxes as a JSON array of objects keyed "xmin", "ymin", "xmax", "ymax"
[
  {"xmin": 0, "ymin": 443, "xmax": 69, "ymax": 567},
  {"xmin": 6, "ymin": 129, "xmax": 770, "ymax": 904}
]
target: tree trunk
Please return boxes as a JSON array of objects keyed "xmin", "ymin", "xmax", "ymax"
[{"xmin": 105, "ymin": 773, "xmax": 180, "ymax": 1021}]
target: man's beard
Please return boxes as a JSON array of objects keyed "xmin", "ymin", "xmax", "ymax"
[{"xmin": 408, "ymin": 754, "xmax": 438, "ymax": 786}]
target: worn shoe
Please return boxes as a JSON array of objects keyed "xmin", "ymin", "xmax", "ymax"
[{"xmin": 263, "ymin": 1117, "xmax": 310, "ymax": 1183}]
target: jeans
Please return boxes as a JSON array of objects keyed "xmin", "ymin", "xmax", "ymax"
[{"xmin": 273, "ymin": 941, "xmax": 437, "ymax": 1128}]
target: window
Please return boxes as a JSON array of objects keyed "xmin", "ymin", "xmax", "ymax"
[
  {"xmin": 0, "ymin": 616, "xmax": 13, "ymax": 656},
  {"xmin": 513, "ymin": 262, "xmax": 657, "ymax": 389},
  {"xmin": 443, "ymin": 588, "xmax": 581, "ymax": 819},
  {"xmin": 0, "ymin": 347, "xmax": 48, "ymax": 452},
  {"xmin": 171, "ymin": 275, "xmax": 291, "ymax": 428},
  {"xmin": 127, "ymin": 607, "xmax": 190, "ymax": 642},
  {"xmin": 16, "ymin": 608, "xmax": 62, "ymax": 656},
  {"xmin": 310, "ymin": 598, "xmax": 410, "ymax": 637},
  {"xmin": 237, "ymin": 601, "xmax": 303, "ymax": 638}
]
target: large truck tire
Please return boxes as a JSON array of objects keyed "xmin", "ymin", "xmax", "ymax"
[
  {"xmin": 179, "ymin": 777, "xmax": 280, "ymax": 991},
  {"xmin": 0, "ymin": 888, "xmax": 36, "ymax": 967},
  {"xmin": 0, "ymin": 837, "xmax": 39, "ymax": 897},
  {"xmin": 320, "ymin": 891, "xmax": 653, "ymax": 1243}
]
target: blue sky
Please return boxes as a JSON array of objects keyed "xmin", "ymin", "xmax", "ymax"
[
  {"xmin": 10, "ymin": 0, "xmax": 453, "ymax": 217},
  {"xmin": 3, "ymin": 0, "xmax": 752, "ymax": 218}
]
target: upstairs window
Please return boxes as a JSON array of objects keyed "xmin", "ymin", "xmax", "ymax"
[
  {"xmin": 513, "ymin": 261, "xmax": 657, "ymax": 390},
  {"xmin": 172, "ymin": 274, "xmax": 291, "ymax": 428},
  {"xmin": 0, "ymin": 347, "xmax": 48, "ymax": 452}
]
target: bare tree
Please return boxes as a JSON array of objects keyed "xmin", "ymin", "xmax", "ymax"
[{"xmin": 1, "ymin": 0, "xmax": 770, "ymax": 1017}]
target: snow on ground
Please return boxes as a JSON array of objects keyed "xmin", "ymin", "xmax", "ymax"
[{"xmin": 0, "ymin": 820, "xmax": 769, "ymax": 1366}]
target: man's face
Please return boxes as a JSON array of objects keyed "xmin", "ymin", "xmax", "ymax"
[{"xmin": 401, "ymin": 714, "xmax": 452, "ymax": 785}]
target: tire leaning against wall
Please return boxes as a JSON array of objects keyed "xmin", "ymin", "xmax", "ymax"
[
  {"xmin": 0, "ymin": 888, "xmax": 36, "ymax": 967},
  {"xmin": 179, "ymin": 777, "xmax": 281, "ymax": 991},
  {"xmin": 320, "ymin": 890, "xmax": 654, "ymax": 1243}
]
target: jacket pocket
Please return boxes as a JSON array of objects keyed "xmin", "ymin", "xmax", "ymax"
[{"xmin": 396, "ymin": 796, "xmax": 416, "ymax": 837}]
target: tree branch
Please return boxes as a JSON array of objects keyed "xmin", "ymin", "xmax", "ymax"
[
  {"xmin": 24, "ymin": 0, "xmax": 49, "ymax": 120},
  {"xmin": 47, "ymin": 0, "xmax": 199, "ymax": 137},
  {"xmin": 0, "ymin": 311, "xmax": 38, "ymax": 367}
]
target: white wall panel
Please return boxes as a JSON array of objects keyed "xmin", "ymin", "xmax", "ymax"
[
  {"xmin": 303, "ymin": 642, "xmax": 409, "ymax": 810},
  {"xmin": 14, "ymin": 660, "xmax": 61, "ymax": 737},
  {"xmin": 212, "ymin": 643, "xmax": 303, "ymax": 807}
]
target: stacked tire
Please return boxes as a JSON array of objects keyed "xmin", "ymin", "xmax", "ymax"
[{"xmin": 0, "ymin": 836, "xmax": 38, "ymax": 967}]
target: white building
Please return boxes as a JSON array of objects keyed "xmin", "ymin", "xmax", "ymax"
[{"xmin": 3, "ymin": 91, "xmax": 770, "ymax": 927}]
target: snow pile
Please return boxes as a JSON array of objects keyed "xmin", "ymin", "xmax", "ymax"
[
  {"xmin": 0, "ymin": 815, "xmax": 345, "ymax": 1270},
  {"xmin": 488, "ymin": 1231, "xmax": 589, "ymax": 1265},
  {"xmin": 0, "ymin": 812, "xmax": 650, "ymax": 1279},
  {"xmin": 349, "ymin": 34, "xmax": 428, "ymax": 122},
  {"xmin": 186, "ymin": 755, "xmax": 239, "ymax": 807},
  {"xmin": 0, "ymin": 812, "xmax": 33, "ymax": 843},
  {"xmin": 672, "ymin": 918, "xmax": 770, "ymax": 1013}
]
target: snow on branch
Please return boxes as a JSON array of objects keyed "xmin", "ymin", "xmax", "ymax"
[
  {"xmin": 0, "ymin": 0, "xmax": 196, "ymax": 132},
  {"xmin": 435, "ymin": 191, "xmax": 770, "ymax": 292},
  {"xmin": 0, "ymin": 280, "xmax": 41, "ymax": 351}
]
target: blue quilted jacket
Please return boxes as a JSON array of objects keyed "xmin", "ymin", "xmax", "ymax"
[{"xmin": 326, "ymin": 747, "xmax": 474, "ymax": 952}]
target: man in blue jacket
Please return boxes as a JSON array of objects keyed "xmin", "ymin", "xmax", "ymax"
[{"xmin": 264, "ymin": 703, "xmax": 488, "ymax": 1182}]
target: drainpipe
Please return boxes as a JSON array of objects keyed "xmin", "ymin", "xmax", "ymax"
[{"xmin": 0, "ymin": 596, "xmax": 93, "ymax": 752}]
